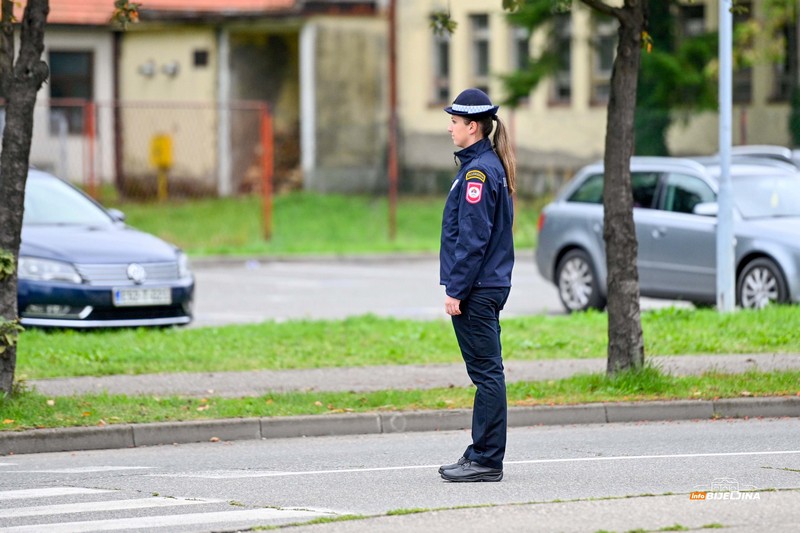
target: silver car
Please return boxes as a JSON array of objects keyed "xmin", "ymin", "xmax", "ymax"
[{"xmin": 535, "ymin": 156, "xmax": 800, "ymax": 312}]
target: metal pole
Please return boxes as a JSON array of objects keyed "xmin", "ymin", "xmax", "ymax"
[
  {"xmin": 260, "ymin": 104, "xmax": 274, "ymax": 241},
  {"xmin": 717, "ymin": 0, "xmax": 735, "ymax": 312},
  {"xmin": 387, "ymin": 0, "xmax": 398, "ymax": 241}
]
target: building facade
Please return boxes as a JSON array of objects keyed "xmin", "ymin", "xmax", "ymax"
[{"xmin": 395, "ymin": 0, "xmax": 798, "ymax": 195}]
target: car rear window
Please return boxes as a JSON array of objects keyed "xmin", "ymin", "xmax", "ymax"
[
  {"xmin": 567, "ymin": 172, "xmax": 660, "ymax": 208},
  {"xmin": 568, "ymin": 174, "xmax": 603, "ymax": 204}
]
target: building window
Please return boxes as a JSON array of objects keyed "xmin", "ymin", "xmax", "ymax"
[
  {"xmin": 432, "ymin": 17, "xmax": 451, "ymax": 104},
  {"xmin": 511, "ymin": 25, "xmax": 530, "ymax": 71},
  {"xmin": 591, "ymin": 15, "xmax": 617, "ymax": 104},
  {"xmin": 551, "ymin": 13, "xmax": 572, "ymax": 104},
  {"xmin": 771, "ymin": 22, "xmax": 796, "ymax": 102},
  {"xmin": 509, "ymin": 24, "xmax": 530, "ymax": 102},
  {"xmin": 733, "ymin": 2, "xmax": 752, "ymax": 104},
  {"xmin": 193, "ymin": 49, "xmax": 209, "ymax": 68},
  {"xmin": 49, "ymin": 50, "xmax": 93, "ymax": 135},
  {"xmin": 470, "ymin": 14, "xmax": 490, "ymax": 94},
  {"xmin": 678, "ymin": 3, "xmax": 705, "ymax": 39}
]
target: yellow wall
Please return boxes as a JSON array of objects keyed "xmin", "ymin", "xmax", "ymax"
[
  {"xmin": 398, "ymin": 0, "xmax": 794, "ymax": 178},
  {"xmin": 398, "ymin": 1, "xmax": 608, "ymax": 165},
  {"xmin": 119, "ymin": 27, "xmax": 218, "ymax": 185}
]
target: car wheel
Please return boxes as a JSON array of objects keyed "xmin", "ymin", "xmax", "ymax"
[
  {"xmin": 555, "ymin": 249, "xmax": 606, "ymax": 313},
  {"xmin": 736, "ymin": 258, "xmax": 788, "ymax": 309}
]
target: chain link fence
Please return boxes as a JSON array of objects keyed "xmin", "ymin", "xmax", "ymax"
[{"xmin": 22, "ymin": 99, "xmax": 299, "ymax": 203}]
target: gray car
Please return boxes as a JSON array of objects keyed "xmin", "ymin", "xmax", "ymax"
[{"xmin": 535, "ymin": 156, "xmax": 800, "ymax": 312}]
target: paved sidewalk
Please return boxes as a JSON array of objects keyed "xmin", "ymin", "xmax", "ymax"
[
  {"xmin": 3, "ymin": 353, "xmax": 799, "ymax": 456},
  {"xmin": 27, "ymin": 353, "xmax": 800, "ymax": 398}
]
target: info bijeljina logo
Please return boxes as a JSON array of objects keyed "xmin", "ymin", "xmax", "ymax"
[{"xmin": 690, "ymin": 478, "xmax": 761, "ymax": 501}]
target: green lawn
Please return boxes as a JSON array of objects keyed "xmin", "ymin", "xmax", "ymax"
[
  {"xmin": 16, "ymin": 305, "xmax": 800, "ymax": 380},
  {"xmin": 3, "ymin": 367, "xmax": 797, "ymax": 431},
  {"xmin": 109, "ymin": 193, "xmax": 542, "ymax": 257}
]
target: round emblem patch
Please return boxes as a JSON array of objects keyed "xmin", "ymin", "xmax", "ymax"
[{"xmin": 466, "ymin": 182, "xmax": 483, "ymax": 204}]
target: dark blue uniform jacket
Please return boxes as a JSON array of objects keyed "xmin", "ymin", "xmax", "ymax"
[{"xmin": 440, "ymin": 137, "xmax": 514, "ymax": 300}]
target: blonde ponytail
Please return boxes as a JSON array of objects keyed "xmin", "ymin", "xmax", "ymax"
[
  {"xmin": 491, "ymin": 116, "xmax": 516, "ymax": 194},
  {"xmin": 475, "ymin": 115, "xmax": 516, "ymax": 194}
]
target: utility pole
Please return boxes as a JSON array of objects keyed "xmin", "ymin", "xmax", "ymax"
[
  {"xmin": 717, "ymin": 0, "xmax": 735, "ymax": 312},
  {"xmin": 387, "ymin": 0, "xmax": 399, "ymax": 240}
]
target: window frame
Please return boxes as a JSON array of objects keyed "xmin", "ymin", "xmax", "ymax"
[{"xmin": 48, "ymin": 49, "xmax": 94, "ymax": 136}]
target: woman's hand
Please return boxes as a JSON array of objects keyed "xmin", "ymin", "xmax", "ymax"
[{"xmin": 445, "ymin": 296, "xmax": 462, "ymax": 316}]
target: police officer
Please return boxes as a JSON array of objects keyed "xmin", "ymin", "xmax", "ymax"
[{"xmin": 438, "ymin": 88, "xmax": 516, "ymax": 482}]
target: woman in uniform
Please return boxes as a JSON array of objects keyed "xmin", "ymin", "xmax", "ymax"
[{"xmin": 438, "ymin": 88, "xmax": 516, "ymax": 483}]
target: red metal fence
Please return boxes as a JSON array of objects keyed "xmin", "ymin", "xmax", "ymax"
[{"xmin": 22, "ymin": 99, "xmax": 295, "ymax": 206}]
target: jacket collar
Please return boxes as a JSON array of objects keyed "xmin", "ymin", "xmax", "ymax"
[{"xmin": 454, "ymin": 137, "xmax": 493, "ymax": 166}]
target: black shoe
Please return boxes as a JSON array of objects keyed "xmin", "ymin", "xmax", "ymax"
[
  {"xmin": 438, "ymin": 456, "xmax": 468, "ymax": 474},
  {"xmin": 440, "ymin": 460, "xmax": 503, "ymax": 482}
]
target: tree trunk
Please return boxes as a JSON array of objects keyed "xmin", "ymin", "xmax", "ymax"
[
  {"xmin": 602, "ymin": 1, "xmax": 645, "ymax": 375},
  {"xmin": 0, "ymin": 0, "xmax": 49, "ymax": 395}
]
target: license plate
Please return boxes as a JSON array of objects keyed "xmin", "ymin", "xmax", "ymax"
[{"xmin": 113, "ymin": 287, "xmax": 172, "ymax": 307}]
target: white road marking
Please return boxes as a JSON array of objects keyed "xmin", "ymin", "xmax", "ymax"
[
  {"xmin": 0, "ymin": 488, "xmax": 111, "ymax": 501},
  {"xmin": 0, "ymin": 508, "xmax": 335, "ymax": 532},
  {"xmin": 504, "ymin": 450, "xmax": 800, "ymax": 466},
  {"xmin": 2, "ymin": 496, "xmax": 221, "ymax": 518},
  {"xmin": 150, "ymin": 450, "xmax": 800, "ymax": 479},
  {"xmin": 14, "ymin": 466, "xmax": 154, "ymax": 474}
]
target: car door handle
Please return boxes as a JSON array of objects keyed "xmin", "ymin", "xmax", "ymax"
[{"xmin": 651, "ymin": 227, "xmax": 666, "ymax": 238}]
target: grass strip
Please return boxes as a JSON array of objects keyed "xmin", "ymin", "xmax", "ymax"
[
  {"xmin": 17, "ymin": 306, "xmax": 800, "ymax": 380},
  {"xmin": 2, "ymin": 368, "xmax": 798, "ymax": 431},
  {"xmin": 110, "ymin": 193, "xmax": 542, "ymax": 257}
]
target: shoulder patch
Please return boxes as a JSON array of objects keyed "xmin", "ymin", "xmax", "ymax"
[
  {"xmin": 465, "ymin": 169, "xmax": 486, "ymax": 182},
  {"xmin": 465, "ymin": 182, "xmax": 483, "ymax": 204}
]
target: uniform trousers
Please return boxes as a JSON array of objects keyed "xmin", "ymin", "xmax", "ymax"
[{"xmin": 451, "ymin": 286, "xmax": 510, "ymax": 470}]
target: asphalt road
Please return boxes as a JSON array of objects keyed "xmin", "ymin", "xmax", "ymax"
[
  {"xmin": 190, "ymin": 255, "xmax": 686, "ymax": 327},
  {"xmin": 2, "ymin": 419, "xmax": 798, "ymax": 532}
]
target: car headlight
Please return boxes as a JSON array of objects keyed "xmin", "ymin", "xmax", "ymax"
[
  {"xmin": 177, "ymin": 251, "xmax": 192, "ymax": 279},
  {"xmin": 18, "ymin": 257, "xmax": 82, "ymax": 284}
]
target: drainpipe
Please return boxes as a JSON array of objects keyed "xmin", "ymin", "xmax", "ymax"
[
  {"xmin": 216, "ymin": 26, "xmax": 232, "ymax": 197},
  {"xmin": 300, "ymin": 22, "xmax": 317, "ymax": 190}
]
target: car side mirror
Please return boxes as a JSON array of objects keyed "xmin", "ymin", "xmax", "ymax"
[
  {"xmin": 692, "ymin": 202, "xmax": 719, "ymax": 217},
  {"xmin": 108, "ymin": 208, "xmax": 126, "ymax": 222}
]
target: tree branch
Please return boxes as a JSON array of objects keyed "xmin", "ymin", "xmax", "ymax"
[{"xmin": 578, "ymin": 0, "xmax": 619, "ymax": 20}]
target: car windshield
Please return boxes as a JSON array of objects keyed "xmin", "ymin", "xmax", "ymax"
[
  {"xmin": 23, "ymin": 175, "xmax": 114, "ymax": 226},
  {"xmin": 732, "ymin": 173, "xmax": 800, "ymax": 219}
]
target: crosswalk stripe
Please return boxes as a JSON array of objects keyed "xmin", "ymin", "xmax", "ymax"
[
  {"xmin": 0, "ymin": 488, "xmax": 111, "ymax": 501},
  {"xmin": 2, "ymin": 496, "xmax": 221, "ymax": 518},
  {"xmin": 0, "ymin": 508, "xmax": 333, "ymax": 532}
]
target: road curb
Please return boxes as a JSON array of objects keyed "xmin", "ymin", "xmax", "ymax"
[{"xmin": 1, "ymin": 397, "xmax": 798, "ymax": 456}]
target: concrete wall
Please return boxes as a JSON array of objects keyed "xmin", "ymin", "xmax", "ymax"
[{"xmin": 302, "ymin": 16, "xmax": 388, "ymax": 193}]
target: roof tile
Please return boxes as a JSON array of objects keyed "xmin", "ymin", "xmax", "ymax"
[{"xmin": 23, "ymin": 0, "xmax": 296, "ymax": 26}]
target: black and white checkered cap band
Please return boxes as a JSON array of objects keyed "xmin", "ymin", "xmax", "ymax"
[{"xmin": 451, "ymin": 103, "xmax": 494, "ymax": 114}]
